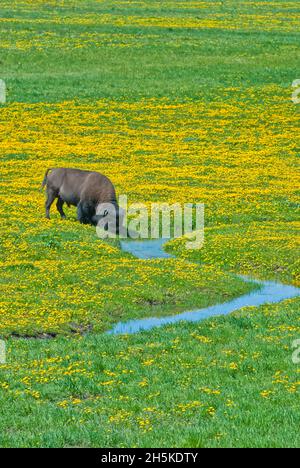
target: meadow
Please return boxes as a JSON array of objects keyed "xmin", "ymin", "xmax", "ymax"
[{"xmin": 0, "ymin": 0, "xmax": 299, "ymax": 447}]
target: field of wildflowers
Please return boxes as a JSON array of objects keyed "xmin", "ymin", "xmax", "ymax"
[{"xmin": 0, "ymin": 0, "xmax": 299, "ymax": 447}]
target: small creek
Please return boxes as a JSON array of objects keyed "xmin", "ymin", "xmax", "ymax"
[{"xmin": 107, "ymin": 239, "xmax": 300, "ymax": 335}]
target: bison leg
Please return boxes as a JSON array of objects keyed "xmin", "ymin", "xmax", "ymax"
[
  {"xmin": 56, "ymin": 197, "xmax": 66, "ymax": 219},
  {"xmin": 45, "ymin": 188, "xmax": 56, "ymax": 219}
]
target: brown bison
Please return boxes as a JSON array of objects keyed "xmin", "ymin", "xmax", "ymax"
[{"xmin": 41, "ymin": 168, "xmax": 124, "ymax": 231}]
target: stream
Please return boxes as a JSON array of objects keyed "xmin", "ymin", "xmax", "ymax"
[{"xmin": 107, "ymin": 239, "xmax": 300, "ymax": 335}]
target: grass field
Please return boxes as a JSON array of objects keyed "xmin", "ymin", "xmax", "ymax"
[{"xmin": 0, "ymin": 0, "xmax": 299, "ymax": 447}]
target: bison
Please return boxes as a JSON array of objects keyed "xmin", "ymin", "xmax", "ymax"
[{"xmin": 41, "ymin": 168, "xmax": 124, "ymax": 232}]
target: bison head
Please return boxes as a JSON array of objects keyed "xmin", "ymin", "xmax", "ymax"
[{"xmin": 92, "ymin": 202, "xmax": 125, "ymax": 236}]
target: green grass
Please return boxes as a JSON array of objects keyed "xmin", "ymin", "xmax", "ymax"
[
  {"xmin": 1, "ymin": 297, "xmax": 300, "ymax": 448},
  {"xmin": 1, "ymin": 1, "xmax": 299, "ymax": 102},
  {"xmin": 166, "ymin": 222, "xmax": 300, "ymax": 286},
  {"xmin": 0, "ymin": 219, "xmax": 256, "ymax": 337}
]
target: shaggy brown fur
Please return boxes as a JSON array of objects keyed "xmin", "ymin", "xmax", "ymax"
[{"xmin": 41, "ymin": 167, "xmax": 118, "ymax": 225}]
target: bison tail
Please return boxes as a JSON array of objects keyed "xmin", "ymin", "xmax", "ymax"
[{"xmin": 40, "ymin": 168, "xmax": 52, "ymax": 191}]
